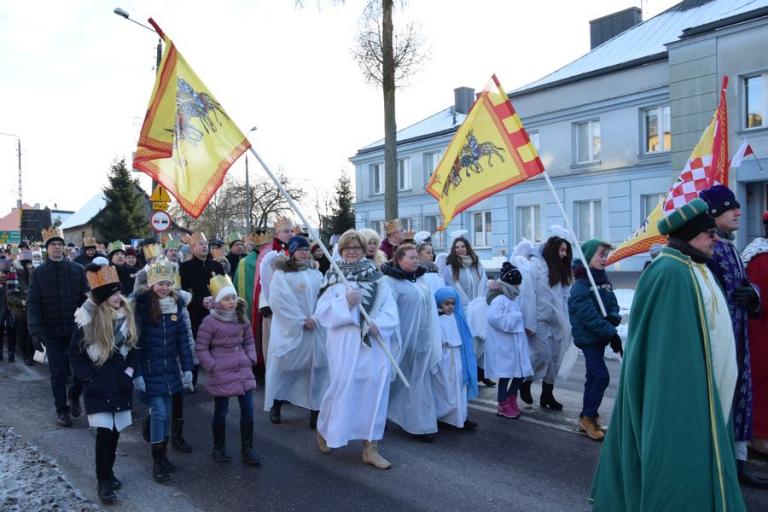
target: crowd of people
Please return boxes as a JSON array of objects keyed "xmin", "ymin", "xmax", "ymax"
[{"xmin": 0, "ymin": 183, "xmax": 767, "ymax": 508}]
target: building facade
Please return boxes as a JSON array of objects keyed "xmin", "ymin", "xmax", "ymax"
[{"xmin": 351, "ymin": 0, "xmax": 768, "ymax": 271}]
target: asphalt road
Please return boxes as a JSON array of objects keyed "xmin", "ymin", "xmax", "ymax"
[{"xmin": 2, "ymin": 358, "xmax": 767, "ymax": 511}]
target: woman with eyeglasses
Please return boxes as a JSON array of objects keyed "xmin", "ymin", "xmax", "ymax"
[
  {"xmin": 382, "ymin": 244, "xmax": 442, "ymax": 442},
  {"xmin": 313, "ymin": 231, "xmax": 399, "ymax": 469}
]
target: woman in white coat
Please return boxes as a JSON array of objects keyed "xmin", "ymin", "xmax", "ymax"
[
  {"xmin": 441, "ymin": 236, "xmax": 493, "ymax": 386},
  {"xmin": 314, "ymin": 231, "xmax": 399, "ymax": 469},
  {"xmin": 383, "ymin": 244, "xmax": 442, "ymax": 441},
  {"xmin": 264, "ymin": 236, "xmax": 329, "ymax": 427},
  {"xmin": 521, "ymin": 236, "xmax": 573, "ymax": 410},
  {"xmin": 417, "ymin": 241, "xmax": 444, "ymax": 294},
  {"xmin": 484, "ymin": 263, "xmax": 533, "ymax": 419}
]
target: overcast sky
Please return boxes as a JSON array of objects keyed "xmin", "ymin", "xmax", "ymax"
[{"xmin": 0, "ymin": 0, "xmax": 679, "ymax": 216}]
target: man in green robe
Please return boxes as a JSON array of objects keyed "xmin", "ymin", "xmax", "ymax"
[{"xmin": 591, "ymin": 198, "xmax": 745, "ymax": 511}]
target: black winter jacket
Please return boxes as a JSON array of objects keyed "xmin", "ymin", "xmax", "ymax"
[
  {"xmin": 27, "ymin": 258, "xmax": 89, "ymax": 340},
  {"xmin": 69, "ymin": 327, "xmax": 138, "ymax": 414}
]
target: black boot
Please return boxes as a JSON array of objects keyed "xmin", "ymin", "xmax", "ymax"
[
  {"xmin": 540, "ymin": 382, "xmax": 563, "ymax": 411},
  {"xmin": 240, "ymin": 422, "xmax": 261, "ymax": 466},
  {"xmin": 161, "ymin": 438, "xmax": 176, "ymax": 473},
  {"xmin": 142, "ymin": 415, "xmax": 150, "ymax": 443},
  {"xmin": 737, "ymin": 460, "xmax": 768, "ymax": 489},
  {"xmin": 212, "ymin": 423, "xmax": 231, "ymax": 463},
  {"xmin": 269, "ymin": 400, "xmax": 282, "ymax": 424},
  {"xmin": 171, "ymin": 419, "xmax": 192, "ymax": 453},
  {"xmin": 97, "ymin": 479, "xmax": 117, "ymax": 504},
  {"xmin": 68, "ymin": 392, "xmax": 81, "ymax": 418},
  {"xmin": 477, "ymin": 366, "xmax": 496, "ymax": 387},
  {"xmin": 151, "ymin": 443, "xmax": 171, "ymax": 483},
  {"xmin": 519, "ymin": 380, "xmax": 533, "ymax": 405},
  {"xmin": 309, "ymin": 410, "xmax": 319, "ymax": 429}
]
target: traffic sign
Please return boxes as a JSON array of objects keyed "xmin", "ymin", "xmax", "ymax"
[
  {"xmin": 149, "ymin": 186, "xmax": 171, "ymax": 203},
  {"xmin": 150, "ymin": 210, "xmax": 172, "ymax": 232}
]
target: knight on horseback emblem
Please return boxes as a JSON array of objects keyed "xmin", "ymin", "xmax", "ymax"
[
  {"xmin": 168, "ymin": 78, "xmax": 230, "ymax": 147},
  {"xmin": 436, "ymin": 130, "xmax": 506, "ymax": 198}
]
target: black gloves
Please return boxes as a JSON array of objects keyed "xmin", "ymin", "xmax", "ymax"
[
  {"xmin": 607, "ymin": 315, "xmax": 622, "ymax": 327},
  {"xmin": 609, "ymin": 333, "xmax": 623, "ymax": 356},
  {"xmin": 732, "ymin": 286, "xmax": 759, "ymax": 308},
  {"xmin": 259, "ymin": 306, "xmax": 273, "ymax": 318}
]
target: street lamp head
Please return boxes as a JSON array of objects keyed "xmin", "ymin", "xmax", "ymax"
[
  {"xmin": 114, "ymin": 7, "xmax": 129, "ymax": 19},
  {"xmin": 249, "ymin": 126, "xmax": 258, "ymax": 133}
]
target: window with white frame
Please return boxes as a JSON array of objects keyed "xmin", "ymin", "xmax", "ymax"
[
  {"xmin": 745, "ymin": 74, "xmax": 767, "ymax": 129},
  {"xmin": 368, "ymin": 220, "xmax": 385, "ymax": 237},
  {"xmin": 643, "ymin": 106, "xmax": 671, "ymax": 153},
  {"xmin": 398, "ymin": 157, "xmax": 411, "ymax": 191},
  {"xmin": 516, "ymin": 205, "xmax": 542, "ymax": 242},
  {"xmin": 575, "ymin": 200, "xmax": 602, "ymax": 240},
  {"xmin": 371, "ymin": 163, "xmax": 384, "ymax": 195},
  {"xmin": 422, "ymin": 214, "xmax": 445, "ymax": 251},
  {"xmin": 472, "ymin": 211, "xmax": 492, "ymax": 248},
  {"xmin": 423, "ymin": 150, "xmax": 442, "ymax": 184},
  {"xmin": 640, "ymin": 192, "xmax": 666, "ymax": 219},
  {"xmin": 575, "ymin": 120, "xmax": 601, "ymax": 163},
  {"xmin": 528, "ymin": 131, "xmax": 540, "ymax": 152},
  {"xmin": 401, "ymin": 217, "xmax": 413, "ymax": 233}
]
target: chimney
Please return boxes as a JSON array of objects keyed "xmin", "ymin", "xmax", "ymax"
[
  {"xmin": 589, "ymin": 6, "xmax": 642, "ymax": 49},
  {"xmin": 454, "ymin": 87, "xmax": 475, "ymax": 115}
]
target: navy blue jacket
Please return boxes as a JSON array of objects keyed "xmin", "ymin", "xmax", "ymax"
[
  {"xmin": 134, "ymin": 291, "xmax": 194, "ymax": 396},
  {"xmin": 27, "ymin": 258, "xmax": 89, "ymax": 340},
  {"xmin": 568, "ymin": 263, "xmax": 621, "ymax": 349},
  {"xmin": 69, "ymin": 327, "xmax": 139, "ymax": 415}
]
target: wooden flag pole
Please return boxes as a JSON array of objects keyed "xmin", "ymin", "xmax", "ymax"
[
  {"xmin": 542, "ymin": 171, "xmax": 608, "ymax": 317},
  {"xmin": 247, "ymin": 145, "xmax": 410, "ymax": 388}
]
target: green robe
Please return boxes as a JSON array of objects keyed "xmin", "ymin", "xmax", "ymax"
[
  {"xmin": 590, "ymin": 247, "xmax": 744, "ymax": 511},
  {"xmin": 235, "ymin": 250, "xmax": 258, "ymax": 320}
]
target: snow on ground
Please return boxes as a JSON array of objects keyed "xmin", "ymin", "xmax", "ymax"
[{"xmin": 0, "ymin": 425, "xmax": 98, "ymax": 512}]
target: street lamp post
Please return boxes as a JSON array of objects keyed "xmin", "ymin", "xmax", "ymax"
[
  {"xmin": 245, "ymin": 126, "xmax": 258, "ymax": 233},
  {"xmin": 0, "ymin": 132, "xmax": 21, "ymax": 208}
]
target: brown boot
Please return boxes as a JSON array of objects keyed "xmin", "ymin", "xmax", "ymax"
[
  {"xmin": 362, "ymin": 441, "xmax": 392, "ymax": 470},
  {"xmin": 316, "ymin": 431, "xmax": 330, "ymax": 454},
  {"xmin": 579, "ymin": 416, "xmax": 605, "ymax": 441}
]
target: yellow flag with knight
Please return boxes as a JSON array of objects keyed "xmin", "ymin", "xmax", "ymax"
[
  {"xmin": 133, "ymin": 19, "xmax": 250, "ymax": 218},
  {"xmin": 426, "ymin": 75, "xmax": 545, "ymax": 229}
]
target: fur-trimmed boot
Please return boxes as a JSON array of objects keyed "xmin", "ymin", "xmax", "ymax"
[{"xmin": 362, "ymin": 441, "xmax": 392, "ymax": 470}]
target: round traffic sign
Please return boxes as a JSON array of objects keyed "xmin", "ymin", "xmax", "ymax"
[{"xmin": 150, "ymin": 210, "xmax": 172, "ymax": 232}]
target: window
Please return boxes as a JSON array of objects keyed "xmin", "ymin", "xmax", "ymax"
[
  {"xmin": 423, "ymin": 214, "xmax": 445, "ymax": 251},
  {"xmin": 640, "ymin": 193, "xmax": 666, "ymax": 219},
  {"xmin": 517, "ymin": 205, "xmax": 542, "ymax": 242},
  {"xmin": 529, "ymin": 131, "xmax": 540, "ymax": 152},
  {"xmin": 576, "ymin": 120, "xmax": 601, "ymax": 163},
  {"xmin": 745, "ymin": 74, "xmax": 766, "ymax": 129},
  {"xmin": 401, "ymin": 218, "xmax": 413, "ymax": 233},
  {"xmin": 472, "ymin": 211, "xmax": 492, "ymax": 248},
  {"xmin": 368, "ymin": 220, "xmax": 385, "ymax": 237},
  {"xmin": 575, "ymin": 200, "xmax": 602, "ymax": 240},
  {"xmin": 423, "ymin": 150, "xmax": 442, "ymax": 184},
  {"xmin": 398, "ymin": 157, "xmax": 411, "ymax": 191},
  {"xmin": 371, "ymin": 163, "xmax": 384, "ymax": 195},
  {"xmin": 643, "ymin": 106, "xmax": 671, "ymax": 153}
]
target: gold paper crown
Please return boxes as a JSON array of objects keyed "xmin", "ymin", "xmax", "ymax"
[
  {"xmin": 107, "ymin": 241, "xmax": 125, "ymax": 254},
  {"xmin": 227, "ymin": 232, "xmax": 243, "ymax": 244},
  {"xmin": 385, "ymin": 218, "xmax": 402, "ymax": 235},
  {"xmin": 162, "ymin": 235, "xmax": 181, "ymax": 250},
  {"xmin": 250, "ymin": 230, "xmax": 273, "ymax": 246},
  {"xmin": 147, "ymin": 261, "xmax": 178, "ymax": 287},
  {"xmin": 273, "ymin": 216, "xmax": 294, "ymax": 232},
  {"xmin": 182, "ymin": 232, "xmax": 207, "ymax": 245},
  {"xmin": 208, "ymin": 274, "xmax": 236, "ymax": 298},
  {"xmin": 82, "ymin": 236, "xmax": 97, "ymax": 248},
  {"xmin": 41, "ymin": 226, "xmax": 64, "ymax": 243},
  {"xmin": 142, "ymin": 243, "xmax": 161, "ymax": 260},
  {"xmin": 86, "ymin": 265, "xmax": 120, "ymax": 290}
]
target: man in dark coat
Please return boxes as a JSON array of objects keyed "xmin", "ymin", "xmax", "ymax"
[
  {"xmin": 73, "ymin": 237, "xmax": 97, "ymax": 267},
  {"xmin": 225, "ymin": 233, "xmax": 244, "ymax": 279},
  {"xmin": 27, "ymin": 227, "xmax": 89, "ymax": 427}
]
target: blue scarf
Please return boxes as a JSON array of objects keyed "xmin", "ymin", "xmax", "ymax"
[{"xmin": 435, "ymin": 287, "xmax": 478, "ymax": 400}]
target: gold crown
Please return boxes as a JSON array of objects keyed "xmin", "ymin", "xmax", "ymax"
[
  {"xmin": 86, "ymin": 265, "xmax": 120, "ymax": 290},
  {"xmin": 107, "ymin": 241, "xmax": 124, "ymax": 254},
  {"xmin": 147, "ymin": 261, "xmax": 178, "ymax": 287},
  {"xmin": 162, "ymin": 235, "xmax": 181, "ymax": 250},
  {"xmin": 249, "ymin": 230, "xmax": 273, "ymax": 246},
  {"xmin": 41, "ymin": 226, "xmax": 64, "ymax": 243},
  {"xmin": 385, "ymin": 218, "xmax": 402, "ymax": 235},
  {"xmin": 82, "ymin": 236, "xmax": 97, "ymax": 248},
  {"xmin": 273, "ymin": 216, "xmax": 294, "ymax": 232},
  {"xmin": 227, "ymin": 232, "xmax": 243, "ymax": 244},
  {"xmin": 182, "ymin": 232, "xmax": 207, "ymax": 246},
  {"xmin": 208, "ymin": 274, "xmax": 236, "ymax": 298},
  {"xmin": 142, "ymin": 243, "xmax": 161, "ymax": 260}
]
